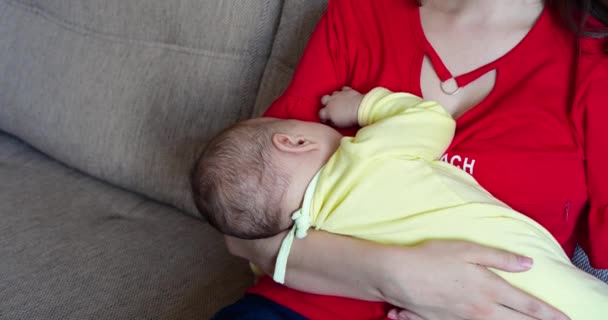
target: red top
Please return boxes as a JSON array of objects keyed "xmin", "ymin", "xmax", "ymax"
[{"xmin": 248, "ymin": 0, "xmax": 608, "ymax": 319}]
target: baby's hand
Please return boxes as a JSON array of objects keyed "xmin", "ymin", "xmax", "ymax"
[{"xmin": 319, "ymin": 86, "xmax": 363, "ymax": 128}]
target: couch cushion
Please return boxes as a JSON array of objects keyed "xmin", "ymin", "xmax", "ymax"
[
  {"xmin": 0, "ymin": 132, "xmax": 252, "ymax": 319},
  {"xmin": 253, "ymin": 0, "xmax": 327, "ymax": 116},
  {"xmin": 572, "ymin": 246, "xmax": 608, "ymax": 282},
  {"xmin": 0, "ymin": 0, "xmax": 281, "ymax": 215}
]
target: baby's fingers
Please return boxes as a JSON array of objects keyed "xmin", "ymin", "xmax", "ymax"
[
  {"xmin": 318, "ymin": 108, "xmax": 329, "ymax": 123},
  {"xmin": 321, "ymin": 95, "xmax": 331, "ymax": 106}
]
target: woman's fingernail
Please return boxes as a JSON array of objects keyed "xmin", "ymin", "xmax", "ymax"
[{"xmin": 519, "ymin": 256, "xmax": 533, "ymax": 268}]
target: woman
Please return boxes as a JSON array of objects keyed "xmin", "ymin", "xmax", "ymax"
[{"xmin": 219, "ymin": 0, "xmax": 608, "ymax": 319}]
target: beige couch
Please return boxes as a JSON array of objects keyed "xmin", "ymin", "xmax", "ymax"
[
  {"xmin": 0, "ymin": 0, "xmax": 604, "ymax": 319},
  {"xmin": 0, "ymin": 0, "xmax": 326, "ymax": 318}
]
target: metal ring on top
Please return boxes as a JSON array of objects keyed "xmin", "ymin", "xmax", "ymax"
[{"xmin": 440, "ymin": 78, "xmax": 462, "ymax": 95}]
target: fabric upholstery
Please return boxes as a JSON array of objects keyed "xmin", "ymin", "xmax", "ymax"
[
  {"xmin": 0, "ymin": 0, "xmax": 281, "ymax": 215},
  {"xmin": 0, "ymin": 131, "xmax": 603, "ymax": 320},
  {"xmin": 0, "ymin": 132, "xmax": 252, "ymax": 319},
  {"xmin": 573, "ymin": 246, "xmax": 608, "ymax": 282},
  {"xmin": 253, "ymin": 0, "xmax": 327, "ymax": 116}
]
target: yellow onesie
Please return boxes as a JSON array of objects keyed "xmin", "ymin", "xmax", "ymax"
[{"xmin": 273, "ymin": 88, "xmax": 608, "ymax": 319}]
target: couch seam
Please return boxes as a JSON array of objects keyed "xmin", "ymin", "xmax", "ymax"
[
  {"xmin": 236, "ymin": 0, "xmax": 283, "ymax": 121},
  {"xmin": 3, "ymin": 0, "xmax": 266, "ymax": 61},
  {"xmin": 250, "ymin": 0, "xmax": 288, "ymax": 118},
  {"xmin": 268, "ymin": 58, "xmax": 297, "ymax": 74}
]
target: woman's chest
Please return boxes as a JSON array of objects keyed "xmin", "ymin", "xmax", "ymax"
[
  {"xmin": 351, "ymin": 55, "xmax": 585, "ymax": 249},
  {"xmin": 442, "ymin": 93, "xmax": 587, "ymax": 250}
]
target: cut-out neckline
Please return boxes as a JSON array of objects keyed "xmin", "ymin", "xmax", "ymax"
[{"xmin": 413, "ymin": 5, "xmax": 548, "ymax": 89}]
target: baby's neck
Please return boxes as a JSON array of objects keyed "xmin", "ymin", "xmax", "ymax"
[
  {"xmin": 276, "ymin": 134, "xmax": 341, "ymax": 228},
  {"xmin": 279, "ymin": 154, "xmax": 332, "ymax": 225},
  {"xmin": 284, "ymin": 164, "xmax": 323, "ymax": 214}
]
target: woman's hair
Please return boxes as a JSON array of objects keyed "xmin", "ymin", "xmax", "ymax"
[
  {"xmin": 548, "ymin": 0, "xmax": 608, "ymax": 52},
  {"xmin": 416, "ymin": 0, "xmax": 608, "ymax": 53}
]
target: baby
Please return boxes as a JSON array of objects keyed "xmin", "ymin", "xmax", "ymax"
[{"xmin": 191, "ymin": 87, "xmax": 608, "ymax": 319}]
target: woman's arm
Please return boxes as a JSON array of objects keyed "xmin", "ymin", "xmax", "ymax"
[
  {"xmin": 226, "ymin": 231, "xmax": 567, "ymax": 320},
  {"xmin": 226, "ymin": 230, "xmax": 384, "ymax": 301},
  {"xmin": 240, "ymin": 1, "xmax": 568, "ymax": 318}
]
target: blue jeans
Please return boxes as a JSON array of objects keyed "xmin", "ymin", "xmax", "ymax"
[{"xmin": 212, "ymin": 294, "xmax": 307, "ymax": 320}]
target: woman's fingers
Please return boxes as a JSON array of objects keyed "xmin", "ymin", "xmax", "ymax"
[
  {"xmin": 491, "ymin": 277, "xmax": 569, "ymax": 320},
  {"xmin": 387, "ymin": 308, "xmax": 400, "ymax": 320},
  {"xmin": 388, "ymin": 309, "xmax": 425, "ymax": 320},
  {"xmin": 382, "ymin": 241, "xmax": 569, "ymax": 320},
  {"xmin": 462, "ymin": 245, "xmax": 568, "ymax": 320},
  {"xmin": 463, "ymin": 242, "xmax": 533, "ymax": 272},
  {"xmin": 490, "ymin": 304, "xmax": 548, "ymax": 320}
]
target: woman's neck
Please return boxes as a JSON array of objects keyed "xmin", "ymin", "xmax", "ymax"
[{"xmin": 421, "ymin": 0, "xmax": 543, "ymax": 26}]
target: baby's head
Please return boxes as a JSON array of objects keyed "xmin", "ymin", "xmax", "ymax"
[
  {"xmin": 191, "ymin": 118, "xmax": 289, "ymax": 239},
  {"xmin": 191, "ymin": 118, "xmax": 342, "ymax": 239},
  {"xmin": 191, "ymin": 117, "xmax": 341, "ymax": 239}
]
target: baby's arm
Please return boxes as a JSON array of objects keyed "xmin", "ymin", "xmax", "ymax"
[{"xmin": 320, "ymin": 87, "xmax": 455, "ymax": 160}]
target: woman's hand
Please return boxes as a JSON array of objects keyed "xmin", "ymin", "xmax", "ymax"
[
  {"xmin": 380, "ymin": 240, "xmax": 569, "ymax": 320},
  {"xmin": 225, "ymin": 233, "xmax": 568, "ymax": 320}
]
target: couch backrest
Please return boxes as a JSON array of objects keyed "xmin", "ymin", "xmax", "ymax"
[
  {"xmin": 253, "ymin": 0, "xmax": 328, "ymax": 115},
  {"xmin": 0, "ymin": 0, "xmax": 282, "ymax": 215}
]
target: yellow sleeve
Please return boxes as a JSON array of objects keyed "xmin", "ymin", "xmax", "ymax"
[{"xmin": 349, "ymin": 87, "xmax": 455, "ymax": 160}]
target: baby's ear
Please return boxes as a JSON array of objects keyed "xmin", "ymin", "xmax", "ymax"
[{"xmin": 272, "ymin": 133, "xmax": 317, "ymax": 153}]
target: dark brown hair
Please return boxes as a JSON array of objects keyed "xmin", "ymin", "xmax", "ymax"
[
  {"xmin": 549, "ymin": 0, "xmax": 608, "ymax": 52},
  {"xmin": 191, "ymin": 119, "xmax": 289, "ymax": 239},
  {"xmin": 416, "ymin": 0, "xmax": 608, "ymax": 52}
]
